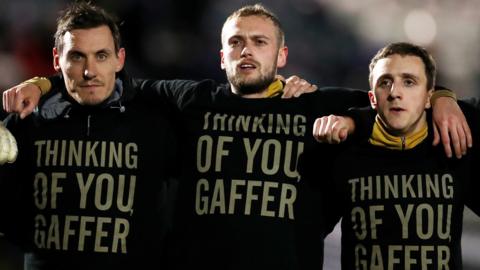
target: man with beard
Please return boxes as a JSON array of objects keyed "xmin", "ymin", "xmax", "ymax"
[
  {"xmin": 131, "ymin": 7, "xmax": 365, "ymax": 268},
  {"xmin": 1, "ymin": 4, "xmax": 470, "ymax": 270}
]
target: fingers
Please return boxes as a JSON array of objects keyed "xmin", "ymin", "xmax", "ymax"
[
  {"xmin": 432, "ymin": 97, "xmax": 471, "ymax": 158},
  {"xmin": 282, "ymin": 76, "xmax": 317, "ymax": 98},
  {"xmin": 435, "ymin": 117, "xmax": 471, "ymax": 159},
  {"xmin": 14, "ymin": 86, "xmax": 27, "ymax": 114},
  {"xmin": 2, "ymin": 83, "xmax": 42, "ymax": 117},
  {"xmin": 338, "ymin": 128, "xmax": 348, "ymax": 142},
  {"xmin": 3, "ymin": 87, "xmax": 14, "ymax": 112},
  {"xmin": 439, "ymin": 121, "xmax": 452, "ymax": 158},
  {"xmin": 20, "ymin": 102, "xmax": 36, "ymax": 119},
  {"xmin": 432, "ymin": 121, "xmax": 440, "ymax": 146},
  {"xmin": 282, "ymin": 75, "xmax": 300, "ymax": 98},
  {"xmin": 456, "ymin": 123, "xmax": 467, "ymax": 157},
  {"xmin": 3, "ymin": 85, "xmax": 23, "ymax": 113},
  {"xmin": 463, "ymin": 119, "xmax": 473, "ymax": 148},
  {"xmin": 449, "ymin": 124, "xmax": 461, "ymax": 159},
  {"xmin": 325, "ymin": 115, "xmax": 334, "ymax": 143},
  {"xmin": 313, "ymin": 117, "xmax": 325, "ymax": 142},
  {"xmin": 313, "ymin": 115, "xmax": 347, "ymax": 144}
]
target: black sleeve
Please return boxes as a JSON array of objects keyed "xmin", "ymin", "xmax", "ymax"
[
  {"xmin": 466, "ymin": 146, "xmax": 480, "ymax": 217},
  {"xmin": 459, "ymin": 98, "xmax": 480, "ymax": 137},
  {"xmin": 457, "ymin": 100, "xmax": 480, "ymax": 216},
  {"xmin": 298, "ymin": 143, "xmax": 344, "ymax": 236},
  {"xmin": 131, "ymin": 78, "xmax": 200, "ymax": 110},
  {"xmin": 345, "ymin": 106, "xmax": 376, "ymax": 143},
  {"xmin": 314, "ymin": 87, "xmax": 370, "ymax": 115}
]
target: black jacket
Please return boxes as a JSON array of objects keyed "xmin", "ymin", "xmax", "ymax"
[{"xmin": 0, "ymin": 72, "xmax": 178, "ymax": 270}]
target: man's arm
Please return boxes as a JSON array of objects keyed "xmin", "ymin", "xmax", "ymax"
[
  {"xmin": 431, "ymin": 90, "xmax": 472, "ymax": 158},
  {"xmin": 313, "ymin": 87, "xmax": 471, "ymax": 159},
  {"xmin": 3, "ymin": 77, "xmax": 471, "ymax": 158},
  {"xmin": 277, "ymin": 75, "xmax": 318, "ymax": 98},
  {"xmin": 313, "ymin": 115, "xmax": 354, "ymax": 144},
  {"xmin": 3, "ymin": 82, "xmax": 42, "ymax": 119},
  {"xmin": 2, "ymin": 75, "xmax": 320, "ymax": 116}
]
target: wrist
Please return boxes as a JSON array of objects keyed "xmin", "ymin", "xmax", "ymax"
[
  {"xmin": 22, "ymin": 76, "xmax": 52, "ymax": 96},
  {"xmin": 430, "ymin": 90, "xmax": 456, "ymax": 106}
]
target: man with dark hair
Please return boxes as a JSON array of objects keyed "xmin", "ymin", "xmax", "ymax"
[
  {"xmin": 1, "ymin": 4, "xmax": 472, "ymax": 270},
  {"xmin": 0, "ymin": 2, "xmax": 178, "ymax": 269},
  {"xmin": 307, "ymin": 42, "xmax": 480, "ymax": 269}
]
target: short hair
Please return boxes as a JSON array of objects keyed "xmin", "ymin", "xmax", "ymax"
[
  {"xmin": 54, "ymin": 1, "xmax": 121, "ymax": 53},
  {"xmin": 369, "ymin": 42, "xmax": 436, "ymax": 90},
  {"xmin": 222, "ymin": 4, "xmax": 285, "ymax": 48}
]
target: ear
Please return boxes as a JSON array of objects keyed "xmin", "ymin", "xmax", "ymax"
[
  {"xmin": 425, "ymin": 89, "xmax": 433, "ymax": 109},
  {"xmin": 220, "ymin": 49, "xmax": 225, "ymax": 70},
  {"xmin": 115, "ymin": 48, "xmax": 126, "ymax": 72},
  {"xmin": 276, "ymin": 46, "xmax": 288, "ymax": 68},
  {"xmin": 368, "ymin": 90, "xmax": 377, "ymax": 109},
  {"xmin": 53, "ymin": 47, "xmax": 61, "ymax": 72}
]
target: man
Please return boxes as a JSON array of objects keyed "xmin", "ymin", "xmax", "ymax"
[
  {"xmin": 1, "ymin": 4, "xmax": 472, "ymax": 270},
  {"xmin": 131, "ymin": 5, "xmax": 371, "ymax": 269},
  {"xmin": 0, "ymin": 2, "xmax": 178, "ymax": 269},
  {"xmin": 307, "ymin": 42, "xmax": 480, "ymax": 269}
]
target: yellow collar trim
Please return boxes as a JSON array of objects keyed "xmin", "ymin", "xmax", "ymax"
[
  {"xmin": 369, "ymin": 116, "xmax": 428, "ymax": 150},
  {"xmin": 265, "ymin": 79, "xmax": 284, "ymax": 98}
]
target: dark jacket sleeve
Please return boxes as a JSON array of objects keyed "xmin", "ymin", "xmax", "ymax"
[
  {"xmin": 314, "ymin": 87, "xmax": 370, "ymax": 115},
  {"xmin": 131, "ymin": 78, "xmax": 201, "ymax": 110},
  {"xmin": 298, "ymin": 143, "xmax": 344, "ymax": 236},
  {"xmin": 456, "ymin": 99, "xmax": 480, "ymax": 215}
]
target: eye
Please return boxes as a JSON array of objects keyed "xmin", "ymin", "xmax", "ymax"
[
  {"xmin": 97, "ymin": 52, "xmax": 109, "ymax": 61},
  {"xmin": 256, "ymin": 39, "xmax": 267, "ymax": 45},
  {"xmin": 377, "ymin": 79, "xmax": 392, "ymax": 89},
  {"xmin": 229, "ymin": 38, "xmax": 241, "ymax": 47},
  {"xmin": 69, "ymin": 52, "xmax": 83, "ymax": 62},
  {"xmin": 403, "ymin": 78, "xmax": 416, "ymax": 87}
]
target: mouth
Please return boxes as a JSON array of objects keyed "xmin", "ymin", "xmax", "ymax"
[
  {"xmin": 79, "ymin": 83, "xmax": 103, "ymax": 89},
  {"xmin": 389, "ymin": 107, "xmax": 405, "ymax": 112},
  {"xmin": 237, "ymin": 61, "xmax": 257, "ymax": 71}
]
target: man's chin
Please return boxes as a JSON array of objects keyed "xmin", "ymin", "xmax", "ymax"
[
  {"xmin": 235, "ymin": 80, "xmax": 273, "ymax": 95},
  {"xmin": 75, "ymin": 96, "xmax": 107, "ymax": 106}
]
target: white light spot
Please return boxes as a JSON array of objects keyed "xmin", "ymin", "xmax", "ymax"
[{"xmin": 404, "ymin": 9, "xmax": 437, "ymax": 46}]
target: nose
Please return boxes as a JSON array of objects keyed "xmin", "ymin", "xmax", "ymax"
[
  {"xmin": 240, "ymin": 43, "xmax": 252, "ymax": 57},
  {"xmin": 83, "ymin": 58, "xmax": 97, "ymax": 80},
  {"xmin": 388, "ymin": 83, "xmax": 402, "ymax": 99}
]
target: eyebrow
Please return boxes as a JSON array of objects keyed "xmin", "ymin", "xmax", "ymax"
[
  {"xmin": 67, "ymin": 48, "xmax": 112, "ymax": 56},
  {"xmin": 376, "ymin": 74, "xmax": 393, "ymax": 83},
  {"xmin": 229, "ymin": 34, "xmax": 271, "ymax": 41},
  {"xmin": 401, "ymin": 73, "xmax": 420, "ymax": 80},
  {"xmin": 376, "ymin": 72, "xmax": 420, "ymax": 82}
]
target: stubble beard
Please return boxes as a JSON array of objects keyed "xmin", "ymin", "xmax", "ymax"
[{"xmin": 227, "ymin": 67, "xmax": 276, "ymax": 96}]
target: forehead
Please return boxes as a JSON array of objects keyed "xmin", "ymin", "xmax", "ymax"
[
  {"xmin": 372, "ymin": 54, "xmax": 426, "ymax": 81},
  {"xmin": 222, "ymin": 15, "xmax": 277, "ymax": 41},
  {"xmin": 61, "ymin": 25, "xmax": 115, "ymax": 53}
]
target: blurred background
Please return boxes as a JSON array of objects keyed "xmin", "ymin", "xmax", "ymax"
[{"xmin": 1, "ymin": 0, "xmax": 480, "ymax": 269}]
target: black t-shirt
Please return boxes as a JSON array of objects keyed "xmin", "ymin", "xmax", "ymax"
[
  {"xmin": 136, "ymin": 78, "xmax": 369, "ymax": 270},
  {"xmin": 0, "ymin": 80, "xmax": 179, "ymax": 270},
  {"xmin": 306, "ymin": 102, "xmax": 480, "ymax": 270}
]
